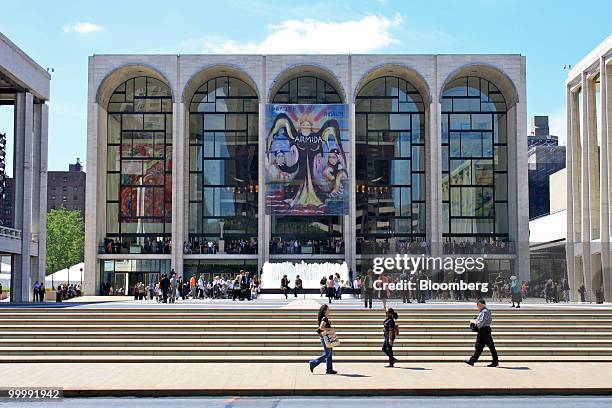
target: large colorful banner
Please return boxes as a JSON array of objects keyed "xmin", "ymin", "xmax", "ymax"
[{"xmin": 265, "ymin": 104, "xmax": 349, "ymax": 215}]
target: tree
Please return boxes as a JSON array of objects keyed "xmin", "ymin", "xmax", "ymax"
[{"xmin": 46, "ymin": 208, "xmax": 84, "ymax": 276}]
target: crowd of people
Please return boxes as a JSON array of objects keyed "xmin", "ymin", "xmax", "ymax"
[
  {"xmin": 269, "ymin": 239, "xmax": 344, "ymax": 255},
  {"xmin": 444, "ymin": 239, "xmax": 512, "ymax": 255},
  {"xmin": 31, "ymin": 281, "xmax": 82, "ymax": 302},
  {"xmin": 128, "ymin": 270, "xmax": 261, "ymax": 303},
  {"xmin": 356, "ymin": 239, "xmax": 429, "ymax": 255},
  {"xmin": 102, "ymin": 237, "xmax": 171, "ymax": 254},
  {"xmin": 183, "ymin": 238, "xmax": 258, "ymax": 254},
  {"xmin": 355, "ymin": 239, "xmax": 513, "ymax": 255}
]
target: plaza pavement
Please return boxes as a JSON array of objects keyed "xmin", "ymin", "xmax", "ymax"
[{"xmin": 1, "ymin": 362, "xmax": 612, "ymax": 397}]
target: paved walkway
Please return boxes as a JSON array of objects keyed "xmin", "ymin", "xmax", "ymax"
[
  {"xmin": 5, "ymin": 296, "xmax": 610, "ymax": 310},
  {"xmin": 2, "ymin": 363, "xmax": 611, "ymax": 396}
]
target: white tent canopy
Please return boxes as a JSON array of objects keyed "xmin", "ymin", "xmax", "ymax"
[{"xmin": 45, "ymin": 262, "xmax": 84, "ymax": 286}]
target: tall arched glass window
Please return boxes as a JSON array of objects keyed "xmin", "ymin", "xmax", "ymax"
[
  {"xmin": 188, "ymin": 77, "xmax": 259, "ymax": 252},
  {"xmin": 441, "ymin": 76, "xmax": 508, "ymax": 241},
  {"xmin": 272, "ymin": 76, "xmax": 341, "ymax": 104},
  {"xmin": 355, "ymin": 76, "xmax": 426, "ymax": 254},
  {"xmin": 268, "ymin": 75, "xmax": 344, "ymax": 255},
  {"xmin": 105, "ymin": 76, "xmax": 173, "ymax": 250}
]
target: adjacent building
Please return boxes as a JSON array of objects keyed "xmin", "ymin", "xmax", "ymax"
[
  {"xmin": 85, "ymin": 53, "xmax": 529, "ymax": 295},
  {"xmin": 47, "ymin": 158, "xmax": 86, "ymax": 216},
  {"xmin": 527, "ymin": 115, "xmax": 566, "ymax": 219},
  {"xmin": 529, "ymin": 168, "xmax": 567, "ymax": 287},
  {"xmin": 0, "ymin": 178, "xmax": 14, "ymax": 227},
  {"xmin": 0, "ymin": 32, "xmax": 50, "ymax": 302},
  {"xmin": 566, "ymin": 35, "xmax": 612, "ymax": 302}
]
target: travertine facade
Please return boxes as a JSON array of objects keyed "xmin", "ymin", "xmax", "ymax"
[
  {"xmin": 85, "ymin": 53, "xmax": 528, "ymax": 295},
  {"xmin": 0, "ymin": 32, "xmax": 50, "ymax": 301},
  {"xmin": 566, "ymin": 36, "xmax": 612, "ymax": 302}
]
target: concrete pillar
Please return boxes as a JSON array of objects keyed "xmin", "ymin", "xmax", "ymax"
[
  {"xmin": 258, "ymin": 102, "xmax": 268, "ymax": 274},
  {"xmin": 258, "ymin": 57, "xmax": 269, "ymax": 275},
  {"xmin": 427, "ymin": 101, "xmax": 442, "ymax": 258},
  {"xmin": 171, "ymin": 101, "xmax": 185, "ymax": 277},
  {"xmin": 601, "ymin": 60, "xmax": 612, "ymax": 300},
  {"xmin": 37, "ymin": 104, "xmax": 49, "ymax": 285},
  {"xmin": 572, "ymin": 89, "xmax": 585, "ymax": 299},
  {"xmin": 345, "ymin": 101, "xmax": 356, "ymax": 274},
  {"xmin": 12, "ymin": 92, "xmax": 34, "ymax": 302},
  {"xmin": 514, "ymin": 60, "xmax": 530, "ymax": 281},
  {"xmin": 565, "ymin": 86, "xmax": 577, "ymax": 301},
  {"xmin": 84, "ymin": 100, "xmax": 100, "ymax": 296},
  {"xmin": 581, "ymin": 74, "xmax": 593, "ymax": 301}
]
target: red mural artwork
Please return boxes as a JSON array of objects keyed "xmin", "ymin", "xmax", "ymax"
[{"xmin": 120, "ymin": 144, "xmax": 171, "ymax": 221}]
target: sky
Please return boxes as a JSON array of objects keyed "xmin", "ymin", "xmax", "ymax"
[{"xmin": 0, "ymin": 0, "xmax": 610, "ymax": 175}]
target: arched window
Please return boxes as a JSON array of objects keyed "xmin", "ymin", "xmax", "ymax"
[
  {"xmin": 188, "ymin": 77, "xmax": 259, "ymax": 251},
  {"xmin": 355, "ymin": 76, "xmax": 426, "ymax": 254},
  {"xmin": 268, "ymin": 75, "xmax": 344, "ymax": 255},
  {"xmin": 105, "ymin": 76, "xmax": 173, "ymax": 249},
  {"xmin": 272, "ymin": 76, "xmax": 341, "ymax": 104},
  {"xmin": 441, "ymin": 76, "xmax": 508, "ymax": 240}
]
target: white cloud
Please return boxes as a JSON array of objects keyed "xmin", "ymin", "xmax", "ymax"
[
  {"xmin": 548, "ymin": 107, "xmax": 567, "ymax": 145},
  {"xmin": 63, "ymin": 22, "xmax": 104, "ymax": 34},
  {"xmin": 190, "ymin": 13, "xmax": 404, "ymax": 54}
]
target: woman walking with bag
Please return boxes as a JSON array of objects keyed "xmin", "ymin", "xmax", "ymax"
[
  {"xmin": 309, "ymin": 304, "xmax": 338, "ymax": 374},
  {"xmin": 382, "ymin": 307, "xmax": 398, "ymax": 367}
]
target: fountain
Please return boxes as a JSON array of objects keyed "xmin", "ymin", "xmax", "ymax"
[{"xmin": 261, "ymin": 261, "xmax": 349, "ymax": 289}]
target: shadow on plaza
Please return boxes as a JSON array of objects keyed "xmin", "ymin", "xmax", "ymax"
[
  {"xmin": 395, "ymin": 367, "xmax": 433, "ymax": 371},
  {"xmin": 496, "ymin": 366, "xmax": 531, "ymax": 370},
  {"xmin": 314, "ymin": 373, "xmax": 372, "ymax": 378}
]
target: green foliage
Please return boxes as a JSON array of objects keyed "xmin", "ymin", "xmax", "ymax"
[{"xmin": 45, "ymin": 208, "xmax": 84, "ymax": 276}]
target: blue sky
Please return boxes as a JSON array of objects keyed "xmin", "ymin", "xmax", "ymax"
[{"xmin": 0, "ymin": 0, "xmax": 610, "ymax": 175}]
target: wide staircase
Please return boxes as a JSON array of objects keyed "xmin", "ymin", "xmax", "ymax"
[{"xmin": 0, "ymin": 307, "xmax": 611, "ymax": 363}]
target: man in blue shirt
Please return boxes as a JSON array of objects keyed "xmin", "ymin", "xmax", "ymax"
[{"xmin": 465, "ymin": 299, "xmax": 499, "ymax": 367}]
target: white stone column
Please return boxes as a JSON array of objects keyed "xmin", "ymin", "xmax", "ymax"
[
  {"xmin": 586, "ymin": 73, "xmax": 602, "ymax": 298},
  {"xmin": 571, "ymin": 89, "xmax": 584, "ymax": 299},
  {"xmin": 258, "ymin": 104, "xmax": 268, "ymax": 273},
  {"xmin": 345, "ymin": 101, "xmax": 356, "ymax": 274},
  {"xmin": 171, "ymin": 101, "xmax": 185, "ymax": 277},
  {"xmin": 514, "ymin": 78, "xmax": 530, "ymax": 282},
  {"xmin": 84, "ymin": 100, "xmax": 100, "ymax": 295},
  {"xmin": 601, "ymin": 59, "xmax": 612, "ymax": 300},
  {"xmin": 581, "ymin": 74, "xmax": 593, "ymax": 301},
  {"xmin": 37, "ymin": 104, "xmax": 49, "ymax": 284},
  {"xmin": 258, "ymin": 58, "xmax": 269, "ymax": 275},
  {"xmin": 12, "ymin": 92, "xmax": 34, "ymax": 302},
  {"xmin": 565, "ymin": 86, "xmax": 576, "ymax": 301},
  {"xmin": 427, "ymin": 101, "xmax": 442, "ymax": 258}
]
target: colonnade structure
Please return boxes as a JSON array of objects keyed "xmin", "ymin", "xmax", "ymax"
[
  {"xmin": 85, "ymin": 53, "xmax": 528, "ymax": 296},
  {"xmin": 566, "ymin": 35, "xmax": 612, "ymax": 302},
  {"xmin": 0, "ymin": 33, "xmax": 50, "ymax": 301}
]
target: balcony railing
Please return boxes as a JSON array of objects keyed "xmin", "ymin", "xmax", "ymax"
[{"xmin": 0, "ymin": 226, "xmax": 22, "ymax": 240}]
